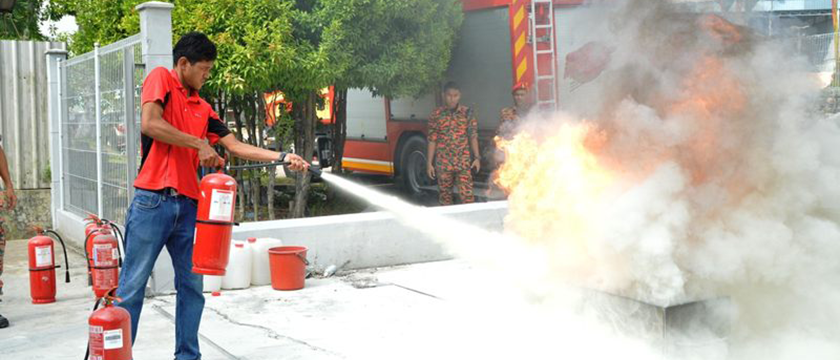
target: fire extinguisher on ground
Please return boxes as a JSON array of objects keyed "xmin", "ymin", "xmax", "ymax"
[
  {"xmin": 28, "ymin": 226, "xmax": 71, "ymax": 304},
  {"xmin": 85, "ymin": 287, "xmax": 132, "ymax": 360},
  {"xmin": 86, "ymin": 227, "xmax": 123, "ymax": 299},
  {"xmin": 84, "ymin": 215, "xmax": 125, "ymax": 288}
]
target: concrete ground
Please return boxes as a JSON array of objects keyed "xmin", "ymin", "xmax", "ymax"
[{"xmin": 0, "ymin": 238, "xmax": 490, "ymax": 360}]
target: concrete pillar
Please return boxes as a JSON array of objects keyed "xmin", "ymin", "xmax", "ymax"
[
  {"xmin": 45, "ymin": 49, "xmax": 68, "ymax": 229},
  {"xmin": 136, "ymin": 1, "xmax": 176, "ymax": 295},
  {"xmin": 136, "ymin": 1, "xmax": 174, "ymax": 74}
]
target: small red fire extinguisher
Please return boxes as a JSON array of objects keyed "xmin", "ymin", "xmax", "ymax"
[
  {"xmin": 87, "ymin": 287, "xmax": 132, "ymax": 360},
  {"xmin": 28, "ymin": 227, "xmax": 70, "ymax": 304},
  {"xmin": 84, "ymin": 215, "xmax": 125, "ymax": 287},
  {"xmin": 84, "ymin": 215, "xmax": 108, "ymax": 284},
  {"xmin": 88, "ymin": 229, "xmax": 121, "ymax": 299},
  {"xmin": 192, "ymin": 170, "xmax": 238, "ymax": 275}
]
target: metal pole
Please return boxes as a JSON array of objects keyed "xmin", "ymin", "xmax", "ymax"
[
  {"xmin": 95, "ymin": 43, "xmax": 104, "ymax": 218},
  {"xmin": 124, "ymin": 45, "xmax": 137, "ymax": 207},
  {"xmin": 57, "ymin": 58, "xmax": 64, "ymax": 212}
]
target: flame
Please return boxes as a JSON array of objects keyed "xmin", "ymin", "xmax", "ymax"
[
  {"xmin": 495, "ymin": 122, "xmax": 619, "ymax": 278},
  {"xmin": 494, "ymin": 22, "xmax": 752, "ymax": 294}
]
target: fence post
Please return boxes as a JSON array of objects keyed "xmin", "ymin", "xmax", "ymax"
[
  {"xmin": 94, "ymin": 43, "xmax": 104, "ymax": 218},
  {"xmin": 137, "ymin": 1, "xmax": 176, "ymax": 295},
  {"xmin": 136, "ymin": 1, "xmax": 174, "ymax": 74},
  {"xmin": 46, "ymin": 49, "xmax": 68, "ymax": 228}
]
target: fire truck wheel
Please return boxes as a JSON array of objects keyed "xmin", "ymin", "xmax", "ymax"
[{"xmin": 397, "ymin": 136, "xmax": 435, "ymax": 199}]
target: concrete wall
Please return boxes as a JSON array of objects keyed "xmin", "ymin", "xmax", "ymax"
[
  {"xmin": 232, "ymin": 201, "xmax": 509, "ymax": 273},
  {"xmin": 53, "ymin": 200, "xmax": 508, "ymax": 294},
  {"xmin": 3, "ymin": 189, "xmax": 52, "ymax": 239},
  {"xmin": 0, "ymin": 40, "xmax": 67, "ymax": 191}
]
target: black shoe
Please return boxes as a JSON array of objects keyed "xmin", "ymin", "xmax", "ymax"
[{"xmin": 0, "ymin": 314, "xmax": 9, "ymax": 328}]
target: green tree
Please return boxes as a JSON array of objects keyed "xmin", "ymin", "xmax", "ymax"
[
  {"xmin": 0, "ymin": 0, "xmax": 47, "ymax": 40},
  {"xmin": 46, "ymin": 0, "xmax": 135, "ymax": 53},
  {"xmin": 326, "ymin": 0, "xmax": 463, "ymax": 174}
]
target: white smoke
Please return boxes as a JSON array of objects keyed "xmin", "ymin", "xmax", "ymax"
[{"xmin": 495, "ymin": 0, "xmax": 840, "ymax": 358}]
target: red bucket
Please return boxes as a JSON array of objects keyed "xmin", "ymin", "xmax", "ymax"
[{"xmin": 268, "ymin": 246, "xmax": 308, "ymax": 290}]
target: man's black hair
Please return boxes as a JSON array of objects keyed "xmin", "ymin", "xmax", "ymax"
[
  {"xmin": 173, "ymin": 32, "xmax": 217, "ymax": 65},
  {"xmin": 443, "ymin": 81, "xmax": 460, "ymax": 93}
]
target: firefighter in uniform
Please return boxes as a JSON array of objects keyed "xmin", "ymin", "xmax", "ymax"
[
  {"xmin": 497, "ymin": 82, "xmax": 531, "ymax": 139},
  {"xmin": 427, "ymin": 82, "xmax": 480, "ymax": 205},
  {"xmin": 0, "ymin": 134, "xmax": 16, "ymax": 329}
]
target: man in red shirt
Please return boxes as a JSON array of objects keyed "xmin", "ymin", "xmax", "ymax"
[{"xmin": 117, "ymin": 32, "xmax": 308, "ymax": 360}]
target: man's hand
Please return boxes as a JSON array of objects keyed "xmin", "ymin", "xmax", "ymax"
[
  {"xmin": 427, "ymin": 161, "xmax": 436, "ymax": 180},
  {"xmin": 198, "ymin": 141, "xmax": 224, "ymax": 168},
  {"xmin": 284, "ymin": 154, "xmax": 310, "ymax": 172},
  {"xmin": 1, "ymin": 188, "xmax": 16, "ymax": 210},
  {"xmin": 471, "ymin": 159, "xmax": 481, "ymax": 174}
]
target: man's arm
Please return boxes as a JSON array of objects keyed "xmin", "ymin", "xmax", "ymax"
[
  {"xmin": 141, "ymin": 102, "xmax": 223, "ymax": 167},
  {"xmin": 217, "ymin": 134, "xmax": 308, "ymax": 171},
  {"xmin": 0, "ymin": 145, "xmax": 15, "ymax": 210},
  {"xmin": 426, "ymin": 112, "xmax": 440, "ymax": 179},
  {"xmin": 469, "ymin": 112, "xmax": 480, "ymax": 173},
  {"xmin": 426, "ymin": 140, "xmax": 437, "ymax": 179}
]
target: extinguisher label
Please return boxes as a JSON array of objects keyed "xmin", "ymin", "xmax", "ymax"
[
  {"xmin": 90, "ymin": 325, "xmax": 104, "ymax": 357},
  {"xmin": 209, "ymin": 189, "xmax": 235, "ymax": 222},
  {"xmin": 93, "ymin": 244, "xmax": 114, "ymax": 266},
  {"xmin": 35, "ymin": 246, "xmax": 52, "ymax": 267},
  {"xmin": 103, "ymin": 329, "xmax": 124, "ymax": 350}
]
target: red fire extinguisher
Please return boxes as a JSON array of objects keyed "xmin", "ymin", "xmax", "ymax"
[
  {"xmin": 192, "ymin": 170, "xmax": 238, "ymax": 275},
  {"xmin": 28, "ymin": 227, "xmax": 70, "ymax": 304},
  {"xmin": 88, "ymin": 229, "xmax": 121, "ymax": 299},
  {"xmin": 84, "ymin": 215, "xmax": 109, "ymax": 285},
  {"xmin": 87, "ymin": 287, "xmax": 132, "ymax": 360},
  {"xmin": 83, "ymin": 214, "xmax": 125, "ymax": 298}
]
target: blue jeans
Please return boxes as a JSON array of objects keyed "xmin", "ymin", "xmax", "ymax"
[{"xmin": 117, "ymin": 189, "xmax": 204, "ymax": 360}]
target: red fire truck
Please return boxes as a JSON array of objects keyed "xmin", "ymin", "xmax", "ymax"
[{"xmin": 339, "ymin": 0, "xmax": 588, "ymax": 198}]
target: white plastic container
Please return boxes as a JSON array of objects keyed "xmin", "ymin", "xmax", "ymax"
[
  {"xmin": 249, "ymin": 237, "xmax": 283, "ymax": 286},
  {"xmin": 221, "ymin": 241, "xmax": 252, "ymax": 290},
  {"xmin": 203, "ymin": 275, "xmax": 222, "ymax": 293}
]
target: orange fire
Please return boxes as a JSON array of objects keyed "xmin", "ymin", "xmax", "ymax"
[
  {"xmin": 494, "ymin": 123, "xmax": 619, "ymax": 276},
  {"xmin": 494, "ymin": 15, "xmax": 752, "ymax": 290}
]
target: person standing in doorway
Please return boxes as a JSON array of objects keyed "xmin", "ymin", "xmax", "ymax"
[
  {"xmin": 427, "ymin": 81, "xmax": 480, "ymax": 205},
  {"xmin": 0, "ymin": 134, "xmax": 16, "ymax": 329},
  {"xmin": 117, "ymin": 32, "xmax": 308, "ymax": 360}
]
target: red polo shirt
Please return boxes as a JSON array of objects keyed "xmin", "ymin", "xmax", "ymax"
[{"xmin": 134, "ymin": 67, "xmax": 231, "ymax": 200}]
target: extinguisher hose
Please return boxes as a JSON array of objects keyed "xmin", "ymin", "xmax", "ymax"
[
  {"xmin": 83, "ymin": 230, "xmax": 98, "ymax": 284},
  {"xmin": 110, "ymin": 223, "xmax": 125, "ymax": 268},
  {"xmin": 45, "ymin": 229, "xmax": 71, "ymax": 284},
  {"xmin": 83, "ymin": 297, "xmax": 104, "ymax": 360},
  {"xmin": 100, "ymin": 219, "xmax": 126, "ymax": 267},
  {"xmin": 226, "ymin": 160, "xmax": 322, "ymax": 177}
]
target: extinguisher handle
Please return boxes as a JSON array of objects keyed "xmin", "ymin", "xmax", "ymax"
[{"xmin": 102, "ymin": 287, "xmax": 122, "ymax": 305}]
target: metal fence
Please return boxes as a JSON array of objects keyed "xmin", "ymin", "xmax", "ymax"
[
  {"xmin": 795, "ymin": 33, "xmax": 835, "ymax": 72},
  {"xmin": 59, "ymin": 36, "xmax": 143, "ymax": 224},
  {"xmin": 0, "ymin": 40, "xmax": 67, "ymax": 190}
]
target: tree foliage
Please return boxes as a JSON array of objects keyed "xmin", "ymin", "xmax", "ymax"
[
  {"xmin": 0, "ymin": 0, "xmax": 48, "ymax": 40},
  {"xmin": 331, "ymin": 0, "xmax": 463, "ymax": 98}
]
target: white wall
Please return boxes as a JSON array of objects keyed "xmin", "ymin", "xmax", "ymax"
[{"xmin": 232, "ymin": 201, "xmax": 509, "ymax": 272}]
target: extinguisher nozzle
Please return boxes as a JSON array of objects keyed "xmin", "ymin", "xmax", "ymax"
[
  {"xmin": 308, "ymin": 165, "xmax": 322, "ymax": 178},
  {"xmin": 65, "ymin": 272, "xmax": 71, "ymax": 283}
]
